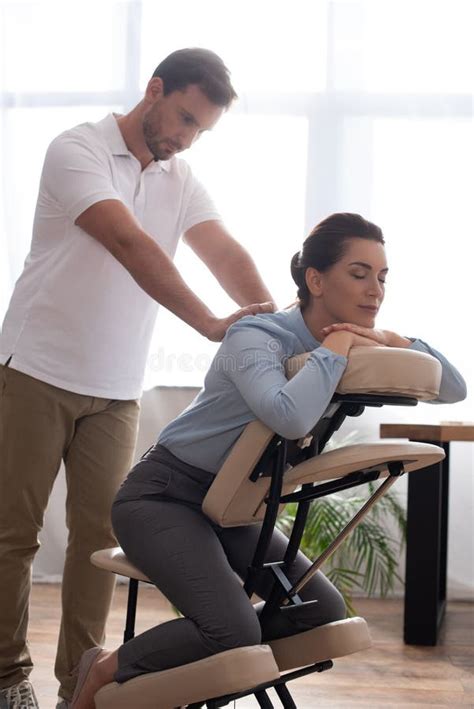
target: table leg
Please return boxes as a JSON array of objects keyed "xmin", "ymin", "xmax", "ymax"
[
  {"xmin": 404, "ymin": 440, "xmax": 450, "ymax": 645},
  {"xmin": 438, "ymin": 442, "xmax": 450, "ymax": 606}
]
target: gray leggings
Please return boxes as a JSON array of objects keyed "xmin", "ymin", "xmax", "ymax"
[{"xmin": 111, "ymin": 445, "xmax": 346, "ymax": 683}]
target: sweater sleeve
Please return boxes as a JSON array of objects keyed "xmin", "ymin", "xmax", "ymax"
[
  {"xmin": 408, "ymin": 339, "xmax": 467, "ymax": 404},
  {"xmin": 224, "ymin": 327, "xmax": 347, "ymax": 439}
]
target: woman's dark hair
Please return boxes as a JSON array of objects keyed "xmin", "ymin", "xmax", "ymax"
[
  {"xmin": 152, "ymin": 48, "xmax": 237, "ymax": 108},
  {"xmin": 291, "ymin": 212, "xmax": 385, "ymax": 308}
]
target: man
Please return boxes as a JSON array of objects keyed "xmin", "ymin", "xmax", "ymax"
[{"xmin": 0, "ymin": 48, "xmax": 274, "ymax": 709}]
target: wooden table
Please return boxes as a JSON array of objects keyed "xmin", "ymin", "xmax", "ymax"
[{"xmin": 379, "ymin": 422, "xmax": 474, "ymax": 646}]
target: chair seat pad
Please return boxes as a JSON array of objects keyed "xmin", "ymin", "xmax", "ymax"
[
  {"xmin": 203, "ymin": 440, "xmax": 445, "ymax": 527},
  {"xmin": 91, "ymin": 548, "xmax": 150, "ymax": 582},
  {"xmin": 94, "ymin": 645, "xmax": 280, "ymax": 709},
  {"xmin": 269, "ymin": 616, "xmax": 371, "ymax": 671},
  {"xmin": 285, "ymin": 440, "xmax": 445, "ymax": 486}
]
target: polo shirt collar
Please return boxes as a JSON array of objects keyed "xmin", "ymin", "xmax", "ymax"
[
  {"xmin": 98, "ymin": 114, "xmax": 171, "ymax": 172},
  {"xmin": 287, "ymin": 305, "xmax": 320, "ymax": 351}
]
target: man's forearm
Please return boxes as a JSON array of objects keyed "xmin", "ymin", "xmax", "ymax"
[
  {"xmin": 184, "ymin": 219, "xmax": 275, "ymax": 308},
  {"xmin": 76, "ymin": 201, "xmax": 274, "ymax": 340},
  {"xmin": 117, "ymin": 234, "xmax": 274, "ymax": 341},
  {"xmin": 75, "ymin": 200, "xmax": 215, "ymax": 335},
  {"xmin": 116, "ymin": 230, "xmax": 216, "ymax": 336}
]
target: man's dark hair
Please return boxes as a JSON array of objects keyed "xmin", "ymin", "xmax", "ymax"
[{"xmin": 152, "ymin": 48, "xmax": 237, "ymax": 108}]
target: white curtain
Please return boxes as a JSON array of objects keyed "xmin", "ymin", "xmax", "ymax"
[{"xmin": 1, "ymin": 0, "xmax": 473, "ymax": 595}]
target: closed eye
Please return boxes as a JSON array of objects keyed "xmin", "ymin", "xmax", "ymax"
[
  {"xmin": 352, "ymin": 273, "xmax": 386, "ymax": 284},
  {"xmin": 349, "ymin": 261, "xmax": 389, "ymax": 283}
]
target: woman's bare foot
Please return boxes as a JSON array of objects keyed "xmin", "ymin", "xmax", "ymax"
[{"xmin": 72, "ymin": 648, "xmax": 119, "ymax": 709}]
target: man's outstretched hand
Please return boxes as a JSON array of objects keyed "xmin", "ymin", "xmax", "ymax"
[{"xmin": 205, "ymin": 302, "xmax": 276, "ymax": 342}]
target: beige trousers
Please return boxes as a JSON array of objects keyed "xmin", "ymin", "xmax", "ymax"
[{"xmin": 0, "ymin": 364, "xmax": 140, "ymax": 701}]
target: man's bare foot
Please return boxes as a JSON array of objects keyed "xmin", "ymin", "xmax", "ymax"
[{"xmin": 72, "ymin": 648, "xmax": 118, "ymax": 709}]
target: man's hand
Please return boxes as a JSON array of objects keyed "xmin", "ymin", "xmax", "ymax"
[
  {"xmin": 204, "ymin": 301, "xmax": 276, "ymax": 342},
  {"xmin": 321, "ymin": 323, "xmax": 411, "ymax": 348}
]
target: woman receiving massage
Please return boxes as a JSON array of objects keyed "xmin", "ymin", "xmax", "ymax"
[{"xmin": 71, "ymin": 212, "xmax": 466, "ymax": 708}]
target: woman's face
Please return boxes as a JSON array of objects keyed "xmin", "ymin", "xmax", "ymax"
[{"xmin": 307, "ymin": 238, "xmax": 388, "ymax": 328}]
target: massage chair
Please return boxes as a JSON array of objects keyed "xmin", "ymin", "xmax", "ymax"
[{"xmin": 91, "ymin": 345, "xmax": 444, "ymax": 708}]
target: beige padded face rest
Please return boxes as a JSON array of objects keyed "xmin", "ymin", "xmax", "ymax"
[
  {"xmin": 269, "ymin": 617, "xmax": 371, "ymax": 671},
  {"xmin": 286, "ymin": 346, "xmax": 442, "ymax": 400},
  {"xmin": 203, "ymin": 441, "xmax": 444, "ymax": 527},
  {"xmin": 94, "ymin": 645, "xmax": 280, "ymax": 709},
  {"xmin": 91, "ymin": 548, "xmax": 150, "ymax": 582}
]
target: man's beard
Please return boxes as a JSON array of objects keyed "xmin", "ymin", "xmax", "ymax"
[{"xmin": 143, "ymin": 117, "xmax": 170, "ymax": 161}]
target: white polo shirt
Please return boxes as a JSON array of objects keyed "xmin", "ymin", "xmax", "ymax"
[{"xmin": 0, "ymin": 114, "xmax": 220, "ymax": 399}]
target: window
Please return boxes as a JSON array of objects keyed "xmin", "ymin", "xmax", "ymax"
[{"xmin": 1, "ymin": 0, "xmax": 472, "ymax": 415}]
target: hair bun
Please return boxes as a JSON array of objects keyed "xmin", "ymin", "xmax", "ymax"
[{"xmin": 290, "ymin": 251, "xmax": 304, "ymax": 287}]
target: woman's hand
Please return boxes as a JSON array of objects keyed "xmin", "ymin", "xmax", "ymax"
[
  {"xmin": 321, "ymin": 323, "xmax": 411, "ymax": 348},
  {"xmin": 321, "ymin": 329, "xmax": 385, "ymax": 358}
]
